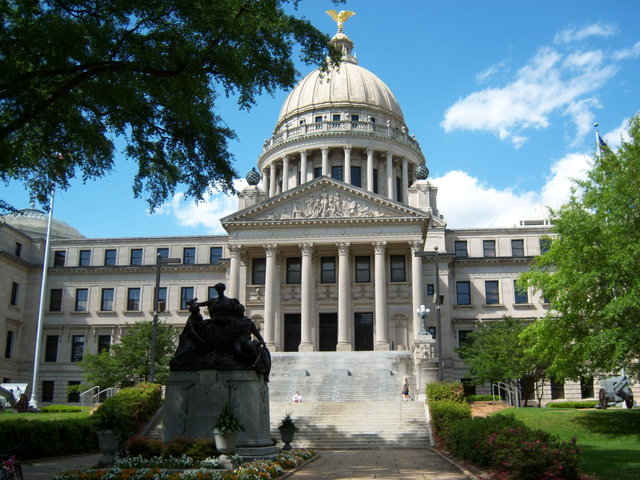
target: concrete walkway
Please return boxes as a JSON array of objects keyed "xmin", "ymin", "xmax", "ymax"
[{"xmin": 21, "ymin": 449, "xmax": 474, "ymax": 480}]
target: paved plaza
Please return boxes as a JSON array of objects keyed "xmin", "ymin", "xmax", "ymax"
[{"xmin": 22, "ymin": 449, "xmax": 474, "ymax": 480}]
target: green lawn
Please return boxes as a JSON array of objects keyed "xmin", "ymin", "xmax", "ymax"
[
  {"xmin": 493, "ymin": 407, "xmax": 640, "ymax": 480},
  {"xmin": 0, "ymin": 410, "xmax": 90, "ymax": 421}
]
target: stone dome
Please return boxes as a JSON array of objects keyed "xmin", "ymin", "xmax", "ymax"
[
  {"xmin": 1, "ymin": 208, "xmax": 84, "ymax": 240},
  {"xmin": 276, "ymin": 32, "xmax": 404, "ymax": 129}
]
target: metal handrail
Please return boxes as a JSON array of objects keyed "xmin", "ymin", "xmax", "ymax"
[
  {"xmin": 492, "ymin": 381, "xmax": 521, "ymax": 408},
  {"xmin": 92, "ymin": 387, "xmax": 115, "ymax": 404},
  {"xmin": 80, "ymin": 386, "xmax": 100, "ymax": 411}
]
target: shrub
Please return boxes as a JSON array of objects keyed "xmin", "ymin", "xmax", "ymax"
[
  {"xmin": 183, "ymin": 438, "xmax": 218, "ymax": 461},
  {"xmin": 466, "ymin": 394, "xmax": 500, "ymax": 402},
  {"xmin": 546, "ymin": 401, "xmax": 598, "ymax": 409},
  {"xmin": 126, "ymin": 436, "xmax": 164, "ymax": 458},
  {"xmin": 428, "ymin": 399, "xmax": 471, "ymax": 448},
  {"xmin": 39, "ymin": 405, "xmax": 83, "ymax": 413},
  {"xmin": 426, "ymin": 381, "xmax": 465, "ymax": 403}
]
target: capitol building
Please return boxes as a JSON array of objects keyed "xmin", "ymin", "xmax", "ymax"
[{"xmin": 0, "ymin": 20, "xmax": 601, "ymax": 406}]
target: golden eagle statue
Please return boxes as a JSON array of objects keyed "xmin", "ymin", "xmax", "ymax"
[{"xmin": 326, "ymin": 10, "xmax": 356, "ymax": 33}]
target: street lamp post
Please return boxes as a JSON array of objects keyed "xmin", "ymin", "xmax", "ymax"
[{"xmin": 149, "ymin": 253, "xmax": 181, "ymax": 383}]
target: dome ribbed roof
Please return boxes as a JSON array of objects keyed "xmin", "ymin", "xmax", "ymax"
[
  {"xmin": 277, "ymin": 31, "xmax": 404, "ymax": 127},
  {"xmin": 1, "ymin": 208, "xmax": 84, "ymax": 240}
]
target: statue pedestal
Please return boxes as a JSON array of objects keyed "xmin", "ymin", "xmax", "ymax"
[{"xmin": 163, "ymin": 370, "xmax": 277, "ymax": 459}]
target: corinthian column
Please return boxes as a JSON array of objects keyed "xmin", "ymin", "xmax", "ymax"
[
  {"xmin": 373, "ymin": 241, "xmax": 389, "ymax": 350},
  {"xmin": 409, "ymin": 240, "xmax": 425, "ymax": 340},
  {"xmin": 402, "ymin": 157, "xmax": 409, "ymax": 200},
  {"xmin": 300, "ymin": 150, "xmax": 308, "ymax": 185},
  {"xmin": 264, "ymin": 244, "xmax": 278, "ymax": 349},
  {"xmin": 386, "ymin": 152, "xmax": 394, "ymax": 200},
  {"xmin": 228, "ymin": 244, "xmax": 243, "ymax": 299},
  {"xmin": 282, "ymin": 155, "xmax": 289, "ymax": 191},
  {"xmin": 344, "ymin": 145, "xmax": 352, "ymax": 184},
  {"xmin": 321, "ymin": 146, "xmax": 330, "ymax": 176},
  {"xmin": 299, "ymin": 242, "xmax": 315, "ymax": 351},
  {"xmin": 366, "ymin": 148, "xmax": 374, "ymax": 192},
  {"xmin": 336, "ymin": 242, "xmax": 352, "ymax": 351},
  {"xmin": 269, "ymin": 163, "xmax": 277, "ymax": 197}
]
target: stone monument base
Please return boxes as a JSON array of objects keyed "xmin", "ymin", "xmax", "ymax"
[{"xmin": 164, "ymin": 370, "xmax": 277, "ymax": 459}]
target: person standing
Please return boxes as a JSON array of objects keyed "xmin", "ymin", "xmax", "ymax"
[{"xmin": 401, "ymin": 377, "xmax": 410, "ymax": 401}]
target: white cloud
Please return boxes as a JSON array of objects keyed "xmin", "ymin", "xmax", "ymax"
[
  {"xmin": 432, "ymin": 153, "xmax": 591, "ymax": 228},
  {"xmin": 475, "ymin": 60, "xmax": 507, "ymax": 83},
  {"xmin": 603, "ymin": 117, "xmax": 632, "ymax": 148},
  {"xmin": 554, "ymin": 24, "xmax": 617, "ymax": 44},
  {"xmin": 156, "ymin": 179, "xmax": 247, "ymax": 234},
  {"xmin": 441, "ymin": 24, "xmax": 631, "ymax": 146}
]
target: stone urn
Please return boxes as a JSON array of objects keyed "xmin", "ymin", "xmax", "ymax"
[
  {"xmin": 96, "ymin": 430, "xmax": 120, "ymax": 467},
  {"xmin": 279, "ymin": 429, "xmax": 295, "ymax": 451},
  {"xmin": 213, "ymin": 429, "xmax": 240, "ymax": 455}
]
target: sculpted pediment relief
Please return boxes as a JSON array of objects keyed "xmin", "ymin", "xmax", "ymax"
[{"xmin": 257, "ymin": 190, "xmax": 386, "ymax": 221}]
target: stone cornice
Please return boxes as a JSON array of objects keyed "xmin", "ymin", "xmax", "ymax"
[
  {"xmin": 48, "ymin": 261, "xmax": 229, "ymax": 275},
  {"xmin": 454, "ymin": 256, "xmax": 535, "ymax": 265},
  {"xmin": 0, "ymin": 251, "xmax": 39, "ymax": 271}
]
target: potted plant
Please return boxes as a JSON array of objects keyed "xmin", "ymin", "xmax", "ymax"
[
  {"xmin": 278, "ymin": 413, "xmax": 299, "ymax": 451},
  {"xmin": 213, "ymin": 403, "xmax": 245, "ymax": 454},
  {"xmin": 92, "ymin": 404, "xmax": 123, "ymax": 467}
]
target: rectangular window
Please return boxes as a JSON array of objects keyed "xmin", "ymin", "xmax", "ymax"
[
  {"xmin": 78, "ymin": 249, "xmax": 91, "ymax": 266},
  {"xmin": 42, "ymin": 381, "xmax": 54, "ymax": 402},
  {"xmin": 373, "ymin": 169, "xmax": 379, "ymax": 193},
  {"xmin": 332, "ymin": 114, "xmax": 341, "ymax": 122},
  {"xmin": 104, "ymin": 249, "xmax": 117, "ymax": 266},
  {"xmin": 4, "ymin": 331, "xmax": 14, "ymax": 359},
  {"xmin": 180, "ymin": 287, "xmax": 194, "ymax": 310},
  {"xmin": 428, "ymin": 326, "xmax": 436, "ymax": 339},
  {"xmin": 98, "ymin": 335, "xmax": 111, "ymax": 354},
  {"xmin": 315, "ymin": 115, "xmax": 322, "ymax": 123},
  {"xmin": 286, "ymin": 257, "xmax": 302, "ymax": 284},
  {"xmin": 45, "ymin": 335, "xmax": 58, "ymax": 362},
  {"xmin": 208, "ymin": 286, "xmax": 219, "ymax": 301},
  {"xmin": 351, "ymin": 166, "xmax": 362, "ymax": 187},
  {"xmin": 483, "ymin": 240, "xmax": 496, "ymax": 257},
  {"xmin": 511, "ymin": 239, "xmax": 525, "ymax": 257},
  {"xmin": 331, "ymin": 165, "xmax": 344, "ymax": 181},
  {"xmin": 183, "ymin": 247, "xmax": 196, "ymax": 264},
  {"xmin": 351, "ymin": 114, "xmax": 359, "ymax": 124},
  {"xmin": 320, "ymin": 257, "xmax": 336, "ymax": 283},
  {"xmin": 70, "ymin": 335, "xmax": 85, "ymax": 362},
  {"xmin": 252, "ymin": 258, "xmax": 266, "ymax": 285},
  {"xmin": 355, "ymin": 256, "xmax": 371, "ymax": 283},
  {"xmin": 485, "ymin": 280, "xmax": 500, "ymax": 305},
  {"xmin": 456, "ymin": 281, "xmax": 471, "ymax": 305},
  {"xmin": 10, "ymin": 282, "xmax": 19, "ymax": 306},
  {"xmin": 14, "ymin": 242, "xmax": 22, "ymax": 257},
  {"xmin": 390, "ymin": 255, "xmax": 406, "ymax": 282},
  {"xmin": 539, "ymin": 238, "xmax": 552, "ymax": 254},
  {"xmin": 580, "ymin": 376, "xmax": 594, "ymax": 399},
  {"xmin": 127, "ymin": 288, "xmax": 141, "ymax": 311},
  {"xmin": 427, "ymin": 284, "xmax": 435, "ymax": 296},
  {"xmin": 74, "ymin": 288, "xmax": 88, "ymax": 311},
  {"xmin": 314, "ymin": 167, "xmax": 322, "ymax": 178},
  {"xmin": 100, "ymin": 288, "xmax": 114, "ymax": 311},
  {"xmin": 396, "ymin": 176, "xmax": 402, "ymax": 203},
  {"xmin": 458, "ymin": 330, "xmax": 473, "ymax": 348},
  {"xmin": 454, "ymin": 241, "xmax": 468, "ymax": 258},
  {"xmin": 130, "ymin": 248, "xmax": 143, "ymax": 265},
  {"xmin": 53, "ymin": 250, "xmax": 66, "ymax": 267},
  {"xmin": 156, "ymin": 247, "xmax": 169, "ymax": 260},
  {"xmin": 210, "ymin": 247, "xmax": 223, "ymax": 264},
  {"xmin": 68, "ymin": 381, "xmax": 81, "ymax": 403},
  {"xmin": 514, "ymin": 280, "xmax": 528, "ymax": 304},
  {"xmin": 550, "ymin": 378, "xmax": 565, "ymax": 400},
  {"xmin": 50, "ymin": 289, "xmax": 63, "ymax": 311},
  {"xmin": 156, "ymin": 287, "xmax": 167, "ymax": 312}
]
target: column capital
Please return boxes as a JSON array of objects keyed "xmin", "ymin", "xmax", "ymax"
[
  {"xmin": 228, "ymin": 244, "xmax": 244, "ymax": 256},
  {"xmin": 386, "ymin": 151, "xmax": 394, "ymax": 159},
  {"xmin": 366, "ymin": 148, "xmax": 375, "ymax": 156},
  {"xmin": 321, "ymin": 146, "xmax": 330, "ymax": 154},
  {"xmin": 264, "ymin": 244, "xmax": 279, "ymax": 256},
  {"xmin": 372, "ymin": 240, "xmax": 387, "ymax": 254},
  {"xmin": 299, "ymin": 242, "xmax": 315, "ymax": 256},
  {"xmin": 409, "ymin": 240, "xmax": 424, "ymax": 255},
  {"xmin": 282, "ymin": 154, "xmax": 289, "ymax": 162},
  {"xmin": 343, "ymin": 145, "xmax": 352, "ymax": 153},
  {"xmin": 336, "ymin": 242, "xmax": 351, "ymax": 255},
  {"xmin": 299, "ymin": 149, "xmax": 308, "ymax": 157}
]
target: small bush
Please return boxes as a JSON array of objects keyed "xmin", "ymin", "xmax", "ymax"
[
  {"xmin": 429, "ymin": 399, "xmax": 471, "ymax": 447},
  {"xmin": 466, "ymin": 394, "xmax": 500, "ymax": 402},
  {"xmin": 126, "ymin": 436, "xmax": 164, "ymax": 458},
  {"xmin": 546, "ymin": 401, "xmax": 598, "ymax": 409},
  {"xmin": 426, "ymin": 381, "xmax": 465, "ymax": 403},
  {"xmin": 39, "ymin": 405, "xmax": 83, "ymax": 413},
  {"xmin": 183, "ymin": 438, "xmax": 217, "ymax": 461}
]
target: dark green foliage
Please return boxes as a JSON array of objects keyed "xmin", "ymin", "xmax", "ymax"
[
  {"xmin": 0, "ymin": 0, "xmax": 343, "ymax": 212},
  {"xmin": 520, "ymin": 115, "xmax": 640, "ymax": 379},
  {"xmin": 127, "ymin": 436, "xmax": 217, "ymax": 461},
  {"xmin": 428, "ymin": 399, "xmax": 471, "ymax": 448},
  {"xmin": 0, "ymin": 416, "xmax": 97, "ymax": 460},
  {"xmin": 465, "ymin": 395, "xmax": 501, "ymax": 402},
  {"xmin": 214, "ymin": 403, "xmax": 245, "ymax": 436},
  {"xmin": 425, "ymin": 381, "xmax": 465, "ymax": 403},
  {"xmin": 92, "ymin": 383, "xmax": 162, "ymax": 441},
  {"xmin": 126, "ymin": 436, "xmax": 164, "ymax": 458},
  {"xmin": 547, "ymin": 401, "xmax": 599, "ymax": 409},
  {"xmin": 82, "ymin": 320, "xmax": 177, "ymax": 388}
]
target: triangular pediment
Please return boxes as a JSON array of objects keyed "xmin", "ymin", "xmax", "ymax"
[{"xmin": 221, "ymin": 177, "xmax": 430, "ymax": 227}]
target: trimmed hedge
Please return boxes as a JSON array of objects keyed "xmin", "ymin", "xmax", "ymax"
[
  {"xmin": 429, "ymin": 399, "xmax": 472, "ymax": 447},
  {"xmin": 426, "ymin": 381, "xmax": 465, "ymax": 403},
  {"xmin": 466, "ymin": 394, "xmax": 500, "ymax": 402},
  {"xmin": 546, "ymin": 401, "xmax": 598, "ymax": 409},
  {"xmin": 127, "ymin": 436, "xmax": 218, "ymax": 461},
  {"xmin": 0, "ymin": 416, "xmax": 97, "ymax": 460},
  {"xmin": 40, "ymin": 405, "xmax": 83, "ymax": 413}
]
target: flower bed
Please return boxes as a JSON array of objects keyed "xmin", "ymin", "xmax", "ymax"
[{"xmin": 53, "ymin": 450, "xmax": 316, "ymax": 480}]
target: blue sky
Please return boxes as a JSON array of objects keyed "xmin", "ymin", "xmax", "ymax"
[{"xmin": 3, "ymin": 0, "xmax": 640, "ymax": 238}]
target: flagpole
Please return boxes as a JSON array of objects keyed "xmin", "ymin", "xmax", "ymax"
[
  {"xmin": 594, "ymin": 122, "xmax": 602, "ymax": 159},
  {"xmin": 29, "ymin": 185, "xmax": 55, "ymax": 409}
]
